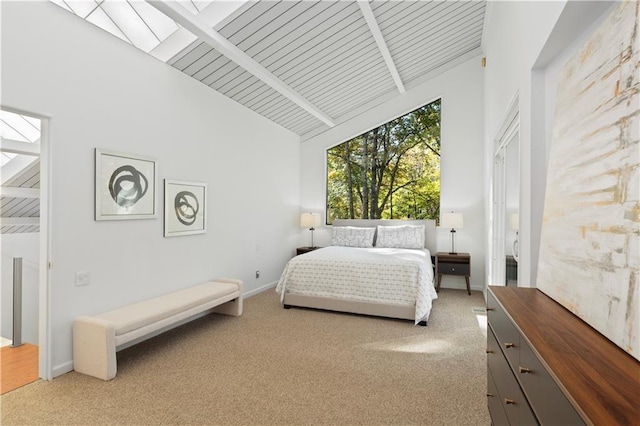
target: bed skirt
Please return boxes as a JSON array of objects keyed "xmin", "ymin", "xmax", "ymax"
[{"xmin": 282, "ymin": 293, "xmax": 426, "ymax": 325}]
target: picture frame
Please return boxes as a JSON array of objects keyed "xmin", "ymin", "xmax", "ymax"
[
  {"xmin": 95, "ymin": 148, "xmax": 157, "ymax": 221},
  {"xmin": 164, "ymin": 179, "xmax": 207, "ymax": 237}
]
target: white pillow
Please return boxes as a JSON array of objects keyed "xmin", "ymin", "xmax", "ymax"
[
  {"xmin": 331, "ymin": 226, "xmax": 376, "ymax": 248},
  {"xmin": 376, "ymin": 225, "xmax": 425, "ymax": 249}
]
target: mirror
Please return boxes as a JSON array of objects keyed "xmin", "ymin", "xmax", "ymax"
[
  {"xmin": 504, "ymin": 133, "xmax": 519, "ymax": 286},
  {"xmin": 492, "ymin": 108, "xmax": 519, "ymax": 287}
]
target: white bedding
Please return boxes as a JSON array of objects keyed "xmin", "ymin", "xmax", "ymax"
[{"xmin": 275, "ymin": 246, "xmax": 437, "ymax": 324}]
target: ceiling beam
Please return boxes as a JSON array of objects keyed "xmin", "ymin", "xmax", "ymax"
[
  {"xmin": 0, "ymin": 217, "xmax": 39, "ymax": 226},
  {"xmin": 150, "ymin": 1, "xmax": 251, "ymax": 62},
  {"xmin": 357, "ymin": 0, "xmax": 405, "ymax": 94},
  {"xmin": 0, "ymin": 187, "xmax": 40, "ymax": 199},
  {"xmin": 147, "ymin": 1, "xmax": 335, "ymax": 128},
  {"xmin": 0, "ymin": 156, "xmax": 38, "ymax": 187},
  {"xmin": 1, "ymin": 138, "xmax": 40, "ymax": 156}
]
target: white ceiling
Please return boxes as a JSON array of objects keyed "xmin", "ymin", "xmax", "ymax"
[{"xmin": 50, "ymin": 0, "xmax": 486, "ymax": 140}]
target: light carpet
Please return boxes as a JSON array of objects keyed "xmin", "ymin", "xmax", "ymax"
[{"xmin": 1, "ymin": 288, "xmax": 491, "ymax": 425}]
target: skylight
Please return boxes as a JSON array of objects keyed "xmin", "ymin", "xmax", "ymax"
[
  {"xmin": 49, "ymin": 0, "xmax": 213, "ymax": 53},
  {"xmin": 0, "ymin": 111, "xmax": 41, "ymax": 167}
]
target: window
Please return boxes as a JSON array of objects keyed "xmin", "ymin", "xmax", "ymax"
[{"xmin": 326, "ymin": 99, "xmax": 440, "ymax": 224}]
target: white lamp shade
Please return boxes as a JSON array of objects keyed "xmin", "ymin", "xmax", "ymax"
[
  {"xmin": 300, "ymin": 212, "xmax": 321, "ymax": 228},
  {"xmin": 442, "ymin": 212, "xmax": 463, "ymax": 229}
]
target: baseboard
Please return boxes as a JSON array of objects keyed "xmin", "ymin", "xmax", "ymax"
[
  {"xmin": 53, "ymin": 360, "xmax": 74, "ymax": 378},
  {"xmin": 244, "ymin": 281, "xmax": 277, "ymax": 298},
  {"xmin": 439, "ymin": 283, "xmax": 484, "ymax": 293}
]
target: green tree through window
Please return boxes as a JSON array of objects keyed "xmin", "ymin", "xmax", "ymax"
[{"xmin": 326, "ymin": 99, "xmax": 440, "ymax": 224}]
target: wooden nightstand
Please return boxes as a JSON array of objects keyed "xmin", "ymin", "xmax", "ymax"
[
  {"xmin": 436, "ymin": 252, "xmax": 471, "ymax": 295},
  {"xmin": 296, "ymin": 246, "xmax": 321, "ymax": 256}
]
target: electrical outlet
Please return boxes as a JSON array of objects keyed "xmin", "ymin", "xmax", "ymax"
[
  {"xmin": 75, "ymin": 271, "xmax": 90, "ymax": 286},
  {"xmin": 255, "ymin": 270, "xmax": 260, "ymax": 279}
]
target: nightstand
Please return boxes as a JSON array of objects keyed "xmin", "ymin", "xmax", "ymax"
[
  {"xmin": 296, "ymin": 246, "xmax": 321, "ymax": 256},
  {"xmin": 436, "ymin": 252, "xmax": 471, "ymax": 295}
]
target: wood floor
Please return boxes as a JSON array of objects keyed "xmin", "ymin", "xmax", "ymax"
[{"xmin": 1, "ymin": 343, "xmax": 39, "ymax": 394}]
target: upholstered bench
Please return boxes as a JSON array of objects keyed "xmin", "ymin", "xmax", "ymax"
[{"xmin": 73, "ymin": 278, "xmax": 243, "ymax": 380}]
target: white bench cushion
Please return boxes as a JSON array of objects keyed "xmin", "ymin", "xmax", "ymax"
[{"xmin": 94, "ymin": 282, "xmax": 239, "ymax": 336}]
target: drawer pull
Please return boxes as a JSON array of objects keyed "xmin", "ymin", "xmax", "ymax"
[
  {"xmin": 486, "ymin": 308, "xmax": 494, "ymax": 311},
  {"xmin": 504, "ymin": 398, "xmax": 515, "ymax": 405},
  {"xmin": 519, "ymin": 366, "xmax": 531, "ymax": 374},
  {"xmin": 486, "ymin": 349, "xmax": 494, "ymax": 354},
  {"xmin": 504, "ymin": 342, "xmax": 515, "ymax": 348},
  {"xmin": 486, "ymin": 393, "xmax": 494, "ymax": 397}
]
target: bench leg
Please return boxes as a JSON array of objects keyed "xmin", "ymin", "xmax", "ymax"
[
  {"xmin": 210, "ymin": 278, "xmax": 243, "ymax": 316},
  {"xmin": 73, "ymin": 317, "xmax": 117, "ymax": 380},
  {"xmin": 210, "ymin": 297, "xmax": 243, "ymax": 317}
]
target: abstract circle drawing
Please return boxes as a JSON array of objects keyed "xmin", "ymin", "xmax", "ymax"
[
  {"xmin": 174, "ymin": 191, "xmax": 199, "ymax": 226},
  {"xmin": 108, "ymin": 165, "xmax": 149, "ymax": 208}
]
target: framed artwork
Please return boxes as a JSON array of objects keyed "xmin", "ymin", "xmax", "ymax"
[
  {"xmin": 95, "ymin": 149, "xmax": 157, "ymax": 221},
  {"xmin": 164, "ymin": 179, "xmax": 207, "ymax": 237}
]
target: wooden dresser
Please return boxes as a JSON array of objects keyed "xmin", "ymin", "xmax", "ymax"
[{"xmin": 486, "ymin": 286, "xmax": 640, "ymax": 425}]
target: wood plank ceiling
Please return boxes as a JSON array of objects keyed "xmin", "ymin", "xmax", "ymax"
[
  {"xmin": 4, "ymin": 0, "xmax": 486, "ymax": 234},
  {"xmin": 167, "ymin": 1, "xmax": 486, "ymax": 138},
  {"xmin": 49, "ymin": 0, "xmax": 486, "ymax": 139},
  {"xmin": 0, "ymin": 110, "xmax": 41, "ymax": 235},
  {"xmin": 1, "ymin": 161, "xmax": 40, "ymax": 234}
]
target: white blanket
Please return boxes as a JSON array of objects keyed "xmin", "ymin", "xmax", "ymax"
[{"xmin": 276, "ymin": 246, "xmax": 437, "ymax": 324}]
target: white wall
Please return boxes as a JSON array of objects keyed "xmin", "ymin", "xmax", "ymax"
[
  {"xmin": 1, "ymin": 1, "xmax": 300, "ymax": 376},
  {"xmin": 482, "ymin": 0, "xmax": 617, "ymax": 288},
  {"xmin": 482, "ymin": 1, "xmax": 565, "ymax": 288},
  {"xmin": 1, "ymin": 233, "xmax": 39, "ymax": 344},
  {"xmin": 300, "ymin": 56, "xmax": 486, "ymax": 292}
]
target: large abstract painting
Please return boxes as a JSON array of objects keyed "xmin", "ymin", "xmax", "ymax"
[{"xmin": 538, "ymin": 1, "xmax": 639, "ymax": 361}]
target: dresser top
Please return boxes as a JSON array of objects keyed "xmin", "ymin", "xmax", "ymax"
[{"xmin": 488, "ymin": 286, "xmax": 640, "ymax": 425}]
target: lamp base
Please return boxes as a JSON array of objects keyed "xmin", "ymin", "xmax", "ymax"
[{"xmin": 449, "ymin": 228, "xmax": 457, "ymax": 255}]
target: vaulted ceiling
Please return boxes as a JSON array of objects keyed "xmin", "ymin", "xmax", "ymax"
[
  {"xmin": 50, "ymin": 0, "xmax": 486, "ymax": 140},
  {"xmin": 2, "ymin": 0, "xmax": 487, "ymax": 234}
]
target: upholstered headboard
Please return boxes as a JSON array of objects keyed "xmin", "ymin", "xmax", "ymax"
[{"xmin": 332, "ymin": 219, "xmax": 437, "ymax": 254}]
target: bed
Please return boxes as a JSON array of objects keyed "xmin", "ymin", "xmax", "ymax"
[{"xmin": 276, "ymin": 219, "xmax": 438, "ymax": 325}]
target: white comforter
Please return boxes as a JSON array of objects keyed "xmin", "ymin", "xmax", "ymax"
[{"xmin": 275, "ymin": 246, "xmax": 437, "ymax": 324}]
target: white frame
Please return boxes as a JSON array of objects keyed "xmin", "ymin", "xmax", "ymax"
[
  {"xmin": 1, "ymin": 106, "xmax": 53, "ymax": 379},
  {"xmin": 491, "ymin": 95, "xmax": 520, "ymax": 288},
  {"xmin": 164, "ymin": 179, "xmax": 207, "ymax": 237},
  {"xmin": 95, "ymin": 148, "xmax": 157, "ymax": 221}
]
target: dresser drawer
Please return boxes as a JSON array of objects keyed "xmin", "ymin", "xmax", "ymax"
[
  {"xmin": 488, "ymin": 329, "xmax": 537, "ymax": 425},
  {"xmin": 488, "ymin": 368, "xmax": 509, "ymax": 426},
  {"xmin": 487, "ymin": 327, "xmax": 504, "ymax": 377},
  {"xmin": 487, "ymin": 291, "xmax": 520, "ymax": 369},
  {"xmin": 518, "ymin": 338, "xmax": 585, "ymax": 425},
  {"xmin": 438, "ymin": 262, "xmax": 470, "ymax": 276}
]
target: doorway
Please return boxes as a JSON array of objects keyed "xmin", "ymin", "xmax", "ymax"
[
  {"xmin": 492, "ymin": 100, "xmax": 520, "ymax": 287},
  {"xmin": 0, "ymin": 108, "xmax": 50, "ymax": 391}
]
